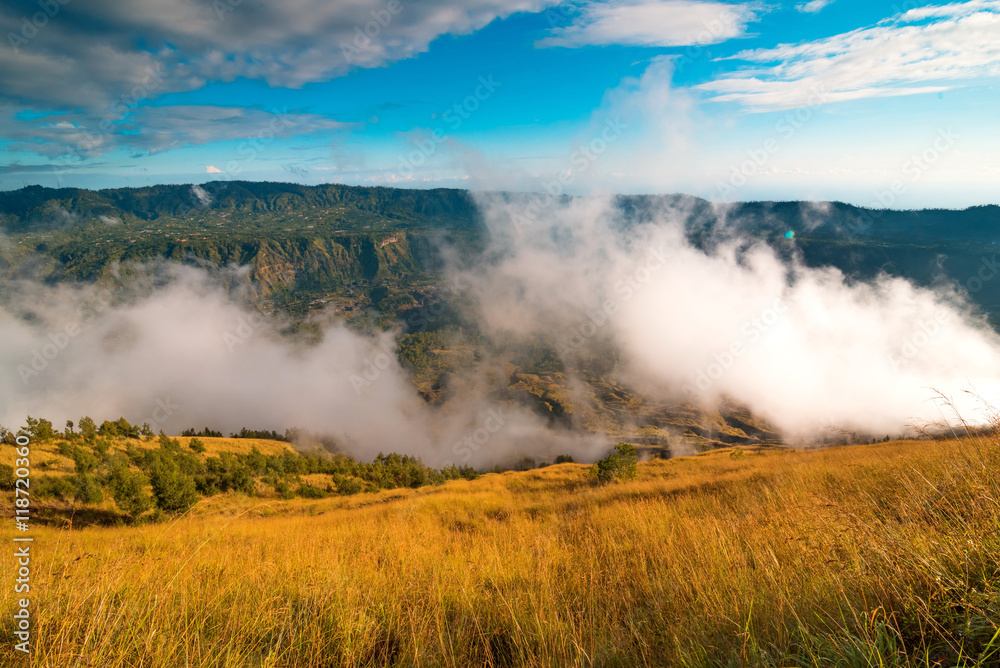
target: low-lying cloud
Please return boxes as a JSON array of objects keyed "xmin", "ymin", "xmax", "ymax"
[
  {"xmin": 3, "ymin": 195, "xmax": 999, "ymax": 464},
  {"xmin": 0, "ymin": 262, "xmax": 600, "ymax": 466},
  {"xmin": 459, "ymin": 193, "xmax": 1000, "ymax": 440}
]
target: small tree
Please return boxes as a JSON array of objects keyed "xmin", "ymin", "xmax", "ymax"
[
  {"xmin": 24, "ymin": 416, "xmax": 55, "ymax": 442},
  {"xmin": 73, "ymin": 474, "xmax": 104, "ymax": 504},
  {"xmin": 106, "ymin": 461, "xmax": 151, "ymax": 520},
  {"xmin": 149, "ymin": 458, "xmax": 199, "ymax": 513},
  {"xmin": 72, "ymin": 448, "xmax": 99, "ymax": 475},
  {"xmin": 79, "ymin": 417, "xmax": 97, "ymax": 443},
  {"xmin": 589, "ymin": 442, "xmax": 639, "ymax": 485},
  {"xmin": 189, "ymin": 437, "xmax": 207, "ymax": 453},
  {"xmin": 0, "ymin": 464, "xmax": 15, "ymax": 491}
]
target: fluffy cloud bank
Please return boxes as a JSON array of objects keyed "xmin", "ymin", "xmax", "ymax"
[{"xmin": 698, "ymin": 0, "xmax": 1000, "ymax": 109}]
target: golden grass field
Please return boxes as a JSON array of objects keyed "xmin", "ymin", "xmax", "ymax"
[{"xmin": 3, "ymin": 436, "xmax": 999, "ymax": 667}]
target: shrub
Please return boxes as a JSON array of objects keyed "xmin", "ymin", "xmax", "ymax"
[
  {"xmin": 334, "ymin": 475, "xmax": 364, "ymax": 496},
  {"xmin": 92, "ymin": 439, "xmax": 110, "ymax": 457},
  {"xmin": 35, "ymin": 475, "xmax": 75, "ymax": 500},
  {"xmin": 158, "ymin": 432, "xmax": 182, "ymax": 452},
  {"xmin": 0, "ymin": 464, "xmax": 15, "ymax": 491},
  {"xmin": 590, "ymin": 442, "xmax": 639, "ymax": 485},
  {"xmin": 24, "ymin": 416, "xmax": 55, "ymax": 442},
  {"xmin": 78, "ymin": 416, "xmax": 97, "ymax": 442},
  {"xmin": 72, "ymin": 448, "xmax": 98, "ymax": 475},
  {"xmin": 199, "ymin": 454, "xmax": 253, "ymax": 495},
  {"xmin": 73, "ymin": 474, "xmax": 105, "ymax": 504},
  {"xmin": 297, "ymin": 483, "xmax": 327, "ymax": 499},
  {"xmin": 106, "ymin": 462, "xmax": 151, "ymax": 520},
  {"xmin": 181, "ymin": 427, "xmax": 223, "ymax": 438},
  {"xmin": 99, "ymin": 417, "xmax": 140, "ymax": 439},
  {"xmin": 189, "ymin": 437, "xmax": 207, "ymax": 453},
  {"xmin": 149, "ymin": 459, "xmax": 199, "ymax": 513}
]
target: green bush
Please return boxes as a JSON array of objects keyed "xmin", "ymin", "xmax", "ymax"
[
  {"xmin": 78, "ymin": 416, "xmax": 97, "ymax": 442},
  {"xmin": 73, "ymin": 474, "xmax": 105, "ymax": 504},
  {"xmin": 590, "ymin": 442, "xmax": 639, "ymax": 485},
  {"xmin": 106, "ymin": 462, "xmax": 151, "ymax": 519},
  {"xmin": 149, "ymin": 459, "xmax": 199, "ymax": 513},
  {"xmin": 333, "ymin": 475, "xmax": 364, "ymax": 495},
  {"xmin": 35, "ymin": 475, "xmax": 75, "ymax": 500},
  {"xmin": 198, "ymin": 454, "xmax": 253, "ymax": 495},
  {"xmin": 296, "ymin": 483, "xmax": 327, "ymax": 499},
  {"xmin": 92, "ymin": 439, "xmax": 111, "ymax": 457},
  {"xmin": 72, "ymin": 448, "xmax": 98, "ymax": 474},
  {"xmin": 189, "ymin": 437, "xmax": 207, "ymax": 453},
  {"xmin": 0, "ymin": 464, "xmax": 15, "ymax": 491},
  {"xmin": 24, "ymin": 416, "xmax": 55, "ymax": 442}
]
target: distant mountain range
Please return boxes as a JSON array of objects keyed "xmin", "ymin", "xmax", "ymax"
[
  {"xmin": 2, "ymin": 181, "xmax": 997, "ymax": 449},
  {"xmin": 2, "ymin": 180, "xmax": 997, "ymax": 320}
]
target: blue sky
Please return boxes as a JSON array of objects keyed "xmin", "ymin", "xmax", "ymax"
[{"xmin": 0, "ymin": 0, "xmax": 997, "ymax": 207}]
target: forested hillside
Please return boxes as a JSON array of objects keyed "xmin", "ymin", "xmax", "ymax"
[{"xmin": 2, "ymin": 182, "xmax": 997, "ymax": 449}]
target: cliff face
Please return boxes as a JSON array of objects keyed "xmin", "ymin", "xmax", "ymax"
[
  {"xmin": 249, "ymin": 234, "xmax": 422, "ymax": 297},
  {"xmin": 0, "ymin": 229, "xmax": 433, "ymax": 314}
]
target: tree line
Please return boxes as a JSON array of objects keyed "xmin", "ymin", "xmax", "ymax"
[{"xmin": 1, "ymin": 415, "xmax": 479, "ymax": 523}]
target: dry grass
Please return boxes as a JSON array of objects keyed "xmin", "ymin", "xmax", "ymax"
[
  {"xmin": 3, "ymin": 437, "xmax": 999, "ymax": 667},
  {"xmin": 172, "ymin": 436, "xmax": 296, "ymax": 457},
  {"xmin": 0, "ymin": 435, "xmax": 295, "ymax": 475}
]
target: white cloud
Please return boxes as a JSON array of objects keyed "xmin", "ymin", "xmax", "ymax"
[
  {"xmin": 0, "ymin": 0, "xmax": 560, "ymax": 112},
  {"xmin": 796, "ymin": 0, "xmax": 834, "ymax": 13},
  {"xmin": 464, "ymin": 194, "xmax": 1000, "ymax": 441},
  {"xmin": 0, "ymin": 0, "xmax": 560, "ymax": 161},
  {"xmin": 0, "ymin": 105, "xmax": 351, "ymax": 158},
  {"xmin": 898, "ymin": 0, "xmax": 1000, "ymax": 21},
  {"xmin": 191, "ymin": 184, "xmax": 214, "ymax": 205},
  {"xmin": 206, "ymin": 165, "xmax": 223, "ymax": 173},
  {"xmin": 697, "ymin": 0, "xmax": 1000, "ymax": 110},
  {"xmin": 538, "ymin": 0, "xmax": 759, "ymax": 48}
]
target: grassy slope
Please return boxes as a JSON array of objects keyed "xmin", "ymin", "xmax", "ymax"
[
  {"xmin": 2, "ymin": 437, "xmax": 999, "ymax": 667},
  {"xmin": 0, "ymin": 436, "xmax": 294, "ymax": 470}
]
